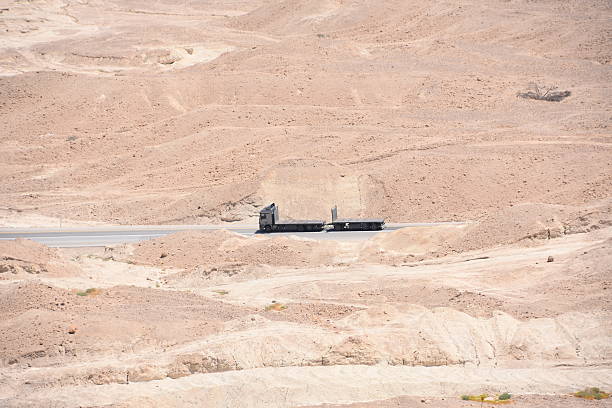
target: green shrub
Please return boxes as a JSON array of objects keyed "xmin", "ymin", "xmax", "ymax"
[
  {"xmin": 76, "ymin": 288, "xmax": 100, "ymax": 297},
  {"xmin": 574, "ymin": 387, "xmax": 609, "ymax": 400},
  {"xmin": 460, "ymin": 393, "xmax": 513, "ymax": 404},
  {"xmin": 265, "ymin": 302, "xmax": 287, "ymax": 311}
]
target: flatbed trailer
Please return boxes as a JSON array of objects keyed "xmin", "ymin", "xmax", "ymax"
[
  {"xmin": 329, "ymin": 206, "xmax": 385, "ymax": 231},
  {"xmin": 259, "ymin": 203, "xmax": 384, "ymax": 233},
  {"xmin": 259, "ymin": 203, "xmax": 325, "ymax": 233}
]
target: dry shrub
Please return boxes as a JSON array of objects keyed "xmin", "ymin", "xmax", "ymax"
[{"xmin": 517, "ymin": 83, "xmax": 571, "ymax": 102}]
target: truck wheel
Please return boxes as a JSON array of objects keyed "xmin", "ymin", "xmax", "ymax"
[{"xmin": 264, "ymin": 225, "xmax": 272, "ymax": 233}]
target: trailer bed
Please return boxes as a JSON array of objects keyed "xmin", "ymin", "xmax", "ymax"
[
  {"xmin": 333, "ymin": 218, "xmax": 385, "ymax": 223},
  {"xmin": 331, "ymin": 218, "xmax": 385, "ymax": 231},
  {"xmin": 272, "ymin": 219, "xmax": 325, "ymax": 232},
  {"xmin": 276, "ymin": 219, "xmax": 325, "ymax": 225},
  {"xmin": 259, "ymin": 203, "xmax": 384, "ymax": 233}
]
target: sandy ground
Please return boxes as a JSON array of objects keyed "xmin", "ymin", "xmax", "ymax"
[
  {"xmin": 1, "ymin": 0, "xmax": 611, "ymax": 406},
  {"xmin": 1, "ymin": 218, "xmax": 610, "ymax": 406},
  {"xmin": 0, "ymin": 0, "xmax": 610, "ymax": 226},
  {"xmin": 304, "ymin": 394, "xmax": 612, "ymax": 408}
]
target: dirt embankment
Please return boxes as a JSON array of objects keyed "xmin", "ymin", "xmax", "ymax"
[
  {"xmin": 119, "ymin": 230, "xmax": 346, "ymax": 270},
  {"xmin": 0, "ymin": 282, "xmax": 251, "ymax": 368},
  {"xmin": 104, "ymin": 200, "xmax": 612, "ymax": 289},
  {"xmin": 0, "ymin": 238, "xmax": 80, "ymax": 279},
  {"xmin": 1, "ymin": 227, "xmax": 610, "ymax": 406},
  {"xmin": 363, "ymin": 200, "xmax": 612, "ymax": 264}
]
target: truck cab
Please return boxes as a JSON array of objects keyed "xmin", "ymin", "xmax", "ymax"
[
  {"xmin": 259, "ymin": 203, "xmax": 276, "ymax": 232},
  {"xmin": 258, "ymin": 203, "xmax": 325, "ymax": 233}
]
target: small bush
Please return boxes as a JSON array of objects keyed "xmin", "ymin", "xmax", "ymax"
[
  {"xmin": 517, "ymin": 83, "xmax": 571, "ymax": 102},
  {"xmin": 76, "ymin": 288, "xmax": 101, "ymax": 297},
  {"xmin": 574, "ymin": 387, "xmax": 609, "ymax": 400},
  {"xmin": 459, "ymin": 393, "xmax": 512, "ymax": 404},
  {"xmin": 265, "ymin": 303, "xmax": 287, "ymax": 311},
  {"xmin": 498, "ymin": 393, "xmax": 511, "ymax": 400},
  {"xmin": 213, "ymin": 290, "xmax": 229, "ymax": 295}
]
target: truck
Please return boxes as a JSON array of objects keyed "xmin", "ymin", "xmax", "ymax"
[
  {"xmin": 258, "ymin": 203, "xmax": 384, "ymax": 233},
  {"xmin": 259, "ymin": 203, "xmax": 325, "ymax": 233},
  {"xmin": 329, "ymin": 205, "xmax": 385, "ymax": 231}
]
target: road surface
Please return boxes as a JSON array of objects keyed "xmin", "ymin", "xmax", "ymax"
[{"xmin": 0, "ymin": 222, "xmax": 468, "ymax": 247}]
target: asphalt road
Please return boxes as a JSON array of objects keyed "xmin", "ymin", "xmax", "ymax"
[{"xmin": 0, "ymin": 222, "xmax": 468, "ymax": 247}]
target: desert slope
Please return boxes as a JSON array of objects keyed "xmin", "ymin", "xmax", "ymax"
[
  {"xmin": 0, "ymin": 0, "xmax": 611, "ymax": 406},
  {"xmin": 0, "ymin": 0, "xmax": 610, "ymax": 225},
  {"xmin": 1, "ymin": 224, "xmax": 611, "ymax": 406}
]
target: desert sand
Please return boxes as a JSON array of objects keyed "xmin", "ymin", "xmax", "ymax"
[
  {"xmin": 0, "ymin": 0, "xmax": 611, "ymax": 406},
  {"xmin": 0, "ymin": 0, "xmax": 610, "ymax": 226},
  {"xmin": 1, "ymin": 212, "xmax": 611, "ymax": 406}
]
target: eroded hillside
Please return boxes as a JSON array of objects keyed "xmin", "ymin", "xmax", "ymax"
[{"xmin": 0, "ymin": 0, "xmax": 610, "ymax": 225}]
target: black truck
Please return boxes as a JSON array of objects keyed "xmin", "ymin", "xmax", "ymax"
[
  {"xmin": 258, "ymin": 203, "xmax": 384, "ymax": 233},
  {"xmin": 259, "ymin": 203, "xmax": 325, "ymax": 233}
]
